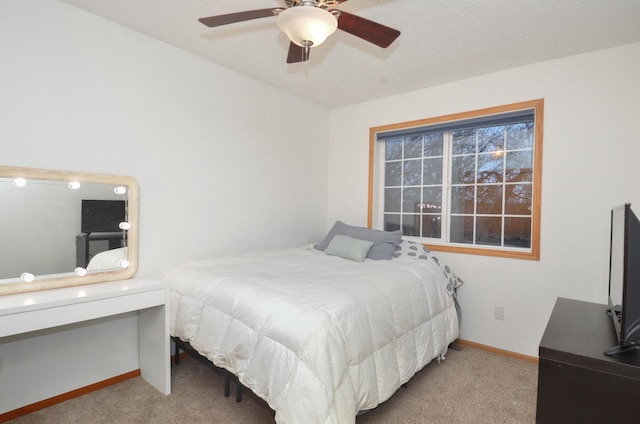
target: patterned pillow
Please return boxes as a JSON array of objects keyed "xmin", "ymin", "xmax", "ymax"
[
  {"xmin": 393, "ymin": 239, "xmax": 465, "ymax": 295},
  {"xmin": 393, "ymin": 239, "xmax": 431, "ymax": 259}
]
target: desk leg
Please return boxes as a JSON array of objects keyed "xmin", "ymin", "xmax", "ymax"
[{"xmin": 138, "ymin": 298, "xmax": 171, "ymax": 395}]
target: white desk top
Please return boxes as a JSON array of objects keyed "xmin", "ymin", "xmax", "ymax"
[{"xmin": 0, "ymin": 277, "xmax": 167, "ymax": 317}]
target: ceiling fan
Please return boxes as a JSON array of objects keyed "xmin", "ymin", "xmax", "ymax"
[{"xmin": 198, "ymin": 0, "xmax": 401, "ymax": 63}]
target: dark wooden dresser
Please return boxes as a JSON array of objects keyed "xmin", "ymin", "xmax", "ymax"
[{"xmin": 536, "ymin": 297, "xmax": 640, "ymax": 423}]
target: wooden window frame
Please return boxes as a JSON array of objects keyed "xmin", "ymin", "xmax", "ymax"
[{"xmin": 368, "ymin": 99, "xmax": 544, "ymax": 260}]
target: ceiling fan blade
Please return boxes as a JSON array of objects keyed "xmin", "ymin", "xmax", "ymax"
[
  {"xmin": 286, "ymin": 42, "xmax": 307, "ymax": 64},
  {"xmin": 335, "ymin": 11, "xmax": 400, "ymax": 48},
  {"xmin": 199, "ymin": 8, "xmax": 278, "ymax": 28}
]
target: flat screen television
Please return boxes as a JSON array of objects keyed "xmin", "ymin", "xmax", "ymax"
[
  {"xmin": 81, "ymin": 199, "xmax": 126, "ymax": 234},
  {"xmin": 605, "ymin": 203, "xmax": 640, "ymax": 356}
]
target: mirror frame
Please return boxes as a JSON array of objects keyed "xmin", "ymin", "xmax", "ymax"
[{"xmin": 0, "ymin": 165, "xmax": 139, "ymax": 296}]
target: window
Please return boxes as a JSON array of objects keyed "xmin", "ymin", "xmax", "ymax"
[{"xmin": 369, "ymin": 99, "xmax": 543, "ymax": 260}]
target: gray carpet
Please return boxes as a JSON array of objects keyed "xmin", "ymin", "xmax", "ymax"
[{"xmin": 8, "ymin": 345, "xmax": 538, "ymax": 423}]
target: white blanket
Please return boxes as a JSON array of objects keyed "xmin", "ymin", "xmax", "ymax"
[{"xmin": 167, "ymin": 246, "xmax": 459, "ymax": 424}]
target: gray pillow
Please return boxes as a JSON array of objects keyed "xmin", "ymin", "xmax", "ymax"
[
  {"xmin": 325, "ymin": 235, "xmax": 374, "ymax": 262},
  {"xmin": 315, "ymin": 221, "xmax": 402, "ymax": 260}
]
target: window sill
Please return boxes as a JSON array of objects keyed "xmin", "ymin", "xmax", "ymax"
[{"xmin": 426, "ymin": 242, "xmax": 539, "ymax": 260}]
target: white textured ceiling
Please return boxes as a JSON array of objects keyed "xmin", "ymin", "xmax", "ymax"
[{"xmin": 58, "ymin": 0, "xmax": 640, "ymax": 108}]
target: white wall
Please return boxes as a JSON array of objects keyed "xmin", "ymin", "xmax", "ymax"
[
  {"xmin": 328, "ymin": 42, "xmax": 640, "ymax": 356},
  {"xmin": 0, "ymin": 0, "xmax": 329, "ymax": 412},
  {"xmin": 1, "ymin": 1, "xmax": 330, "ymax": 276},
  {"xmin": 0, "ymin": 313, "xmax": 139, "ymax": 414}
]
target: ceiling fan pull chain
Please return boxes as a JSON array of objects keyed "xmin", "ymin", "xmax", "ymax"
[{"xmin": 303, "ymin": 40, "xmax": 311, "ymax": 63}]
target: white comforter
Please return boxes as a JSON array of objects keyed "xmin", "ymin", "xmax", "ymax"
[{"xmin": 167, "ymin": 246, "xmax": 459, "ymax": 424}]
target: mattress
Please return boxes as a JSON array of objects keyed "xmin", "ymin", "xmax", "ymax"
[{"xmin": 167, "ymin": 244, "xmax": 460, "ymax": 424}]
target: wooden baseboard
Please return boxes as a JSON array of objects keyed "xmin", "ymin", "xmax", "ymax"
[
  {"xmin": 174, "ymin": 351, "xmax": 191, "ymax": 362},
  {"xmin": 0, "ymin": 370, "xmax": 141, "ymax": 423},
  {"xmin": 456, "ymin": 338, "xmax": 539, "ymax": 364}
]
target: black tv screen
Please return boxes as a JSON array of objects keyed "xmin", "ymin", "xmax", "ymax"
[
  {"xmin": 81, "ymin": 200, "xmax": 126, "ymax": 233},
  {"xmin": 606, "ymin": 203, "xmax": 640, "ymax": 355}
]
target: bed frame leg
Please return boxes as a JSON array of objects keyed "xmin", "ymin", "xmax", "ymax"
[
  {"xmin": 224, "ymin": 371, "xmax": 231, "ymax": 397},
  {"xmin": 236, "ymin": 379, "xmax": 242, "ymax": 402},
  {"xmin": 173, "ymin": 337, "xmax": 180, "ymax": 366},
  {"xmin": 223, "ymin": 370, "xmax": 242, "ymax": 401},
  {"xmin": 171, "ymin": 337, "xmax": 241, "ymax": 402}
]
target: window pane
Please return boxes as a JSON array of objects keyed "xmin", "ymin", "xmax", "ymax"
[
  {"xmin": 476, "ymin": 216, "xmax": 502, "ymax": 246},
  {"xmin": 421, "ymin": 215, "xmax": 441, "ymax": 238},
  {"xmin": 504, "ymin": 217, "xmax": 531, "ymax": 248},
  {"xmin": 422, "ymin": 187, "xmax": 442, "ymax": 212},
  {"xmin": 384, "ymin": 214, "xmax": 401, "ymax": 232},
  {"xmin": 403, "ymin": 214, "xmax": 420, "ymax": 236},
  {"xmin": 385, "ymin": 139, "xmax": 402, "ymax": 160},
  {"xmin": 452, "ymin": 129, "xmax": 476, "ymax": 154},
  {"xmin": 403, "ymin": 187, "xmax": 421, "ymax": 213},
  {"xmin": 477, "ymin": 126, "xmax": 505, "ymax": 153},
  {"xmin": 403, "ymin": 160, "xmax": 421, "ymax": 186},
  {"xmin": 450, "ymin": 215, "xmax": 474, "ymax": 244},
  {"xmin": 403, "ymin": 136, "xmax": 422, "ymax": 158},
  {"xmin": 451, "ymin": 156, "xmax": 476, "ymax": 184},
  {"xmin": 477, "ymin": 153, "xmax": 504, "ymax": 183},
  {"xmin": 451, "ymin": 185, "xmax": 475, "ymax": 214},
  {"xmin": 385, "ymin": 161, "xmax": 402, "ymax": 186},
  {"xmin": 423, "ymin": 157, "xmax": 443, "ymax": 185},
  {"xmin": 505, "ymin": 184, "xmax": 532, "ymax": 215},
  {"xmin": 385, "ymin": 187, "xmax": 401, "ymax": 212},
  {"xmin": 476, "ymin": 185, "xmax": 503, "ymax": 215},
  {"xmin": 424, "ymin": 133, "xmax": 444, "ymax": 157},
  {"xmin": 505, "ymin": 150, "xmax": 533, "ymax": 182},
  {"xmin": 506, "ymin": 122, "xmax": 534, "ymax": 150}
]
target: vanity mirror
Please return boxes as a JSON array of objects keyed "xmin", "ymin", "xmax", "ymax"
[{"xmin": 0, "ymin": 166, "xmax": 139, "ymax": 295}]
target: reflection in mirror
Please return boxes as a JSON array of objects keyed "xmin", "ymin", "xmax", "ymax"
[{"xmin": 0, "ymin": 166, "xmax": 139, "ymax": 296}]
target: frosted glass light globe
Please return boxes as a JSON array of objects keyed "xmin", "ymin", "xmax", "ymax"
[{"xmin": 277, "ymin": 6, "xmax": 338, "ymax": 47}]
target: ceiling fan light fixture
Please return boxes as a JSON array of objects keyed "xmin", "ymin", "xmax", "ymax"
[{"xmin": 277, "ymin": 6, "xmax": 338, "ymax": 48}]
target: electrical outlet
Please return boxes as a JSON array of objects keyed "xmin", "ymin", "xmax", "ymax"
[{"xmin": 494, "ymin": 305, "xmax": 505, "ymax": 320}]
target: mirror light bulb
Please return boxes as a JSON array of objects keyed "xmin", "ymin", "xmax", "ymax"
[
  {"xmin": 21, "ymin": 272, "xmax": 35, "ymax": 283},
  {"xmin": 68, "ymin": 181, "xmax": 81, "ymax": 190},
  {"xmin": 75, "ymin": 267, "xmax": 87, "ymax": 277},
  {"xmin": 119, "ymin": 222, "xmax": 131, "ymax": 230},
  {"xmin": 118, "ymin": 259, "xmax": 130, "ymax": 269},
  {"xmin": 13, "ymin": 178, "xmax": 27, "ymax": 187},
  {"xmin": 114, "ymin": 186, "xmax": 127, "ymax": 195}
]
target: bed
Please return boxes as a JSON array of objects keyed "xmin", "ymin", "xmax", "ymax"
[{"xmin": 167, "ymin": 224, "xmax": 463, "ymax": 424}]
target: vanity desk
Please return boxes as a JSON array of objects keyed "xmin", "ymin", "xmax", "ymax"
[
  {"xmin": 0, "ymin": 278, "xmax": 170, "ymax": 417},
  {"xmin": 0, "ymin": 165, "xmax": 166, "ymax": 418}
]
